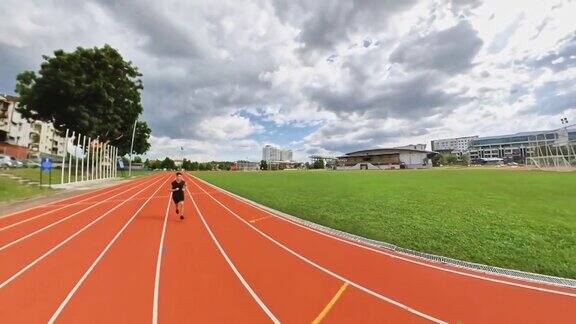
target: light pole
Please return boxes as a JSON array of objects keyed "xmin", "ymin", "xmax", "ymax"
[
  {"xmin": 180, "ymin": 146, "xmax": 184, "ymax": 171},
  {"xmin": 128, "ymin": 116, "xmax": 138, "ymax": 177}
]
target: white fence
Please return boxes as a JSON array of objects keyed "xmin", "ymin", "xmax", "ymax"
[{"xmin": 60, "ymin": 129, "xmax": 118, "ymax": 184}]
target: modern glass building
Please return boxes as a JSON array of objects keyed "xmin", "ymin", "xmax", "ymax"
[{"xmin": 469, "ymin": 129, "xmax": 576, "ymax": 159}]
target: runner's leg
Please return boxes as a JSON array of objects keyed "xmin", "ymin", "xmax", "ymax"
[{"xmin": 178, "ymin": 201, "xmax": 184, "ymax": 219}]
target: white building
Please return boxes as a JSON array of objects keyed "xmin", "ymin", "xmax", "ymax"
[
  {"xmin": 395, "ymin": 143, "xmax": 427, "ymax": 151},
  {"xmin": 280, "ymin": 149, "xmax": 293, "ymax": 161},
  {"xmin": 337, "ymin": 147, "xmax": 436, "ymax": 170},
  {"xmin": 262, "ymin": 144, "xmax": 292, "ymax": 162},
  {"xmin": 0, "ymin": 94, "xmax": 65, "ymax": 160},
  {"xmin": 431, "ymin": 136, "xmax": 478, "ymax": 153}
]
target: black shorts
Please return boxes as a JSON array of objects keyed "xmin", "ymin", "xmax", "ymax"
[{"xmin": 172, "ymin": 194, "xmax": 184, "ymax": 204}]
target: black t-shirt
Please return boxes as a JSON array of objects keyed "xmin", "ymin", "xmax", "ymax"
[{"xmin": 171, "ymin": 180, "xmax": 185, "ymax": 201}]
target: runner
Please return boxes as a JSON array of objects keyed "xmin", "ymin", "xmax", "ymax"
[{"xmin": 170, "ymin": 172, "xmax": 186, "ymax": 220}]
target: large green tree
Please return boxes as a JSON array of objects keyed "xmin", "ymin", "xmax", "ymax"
[
  {"xmin": 160, "ymin": 157, "xmax": 176, "ymax": 170},
  {"xmin": 15, "ymin": 45, "xmax": 151, "ymax": 155},
  {"xmin": 313, "ymin": 158, "xmax": 325, "ymax": 169}
]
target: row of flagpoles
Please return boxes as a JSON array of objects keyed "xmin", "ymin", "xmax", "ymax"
[{"xmin": 60, "ymin": 129, "xmax": 118, "ymax": 184}]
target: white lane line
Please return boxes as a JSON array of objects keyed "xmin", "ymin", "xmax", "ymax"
[
  {"xmin": 187, "ymin": 176, "xmax": 446, "ymax": 324},
  {"xmin": 48, "ymin": 175, "xmax": 171, "ymax": 324},
  {"xmin": 41, "ymin": 195, "xmax": 171, "ymax": 207},
  {"xmin": 0, "ymin": 175, "xmax": 154, "ymax": 220},
  {"xmin": 184, "ymin": 185, "xmax": 280, "ymax": 324},
  {"xmin": 194, "ymin": 176, "xmax": 576, "ymax": 298},
  {"xmin": 152, "ymin": 186, "xmax": 173, "ymax": 324},
  {"xmin": 0, "ymin": 176, "xmax": 158, "ymax": 253},
  {"xmin": 0, "ymin": 177, "xmax": 150, "ymax": 232},
  {"xmin": 0, "ymin": 176, "xmax": 165, "ymax": 290}
]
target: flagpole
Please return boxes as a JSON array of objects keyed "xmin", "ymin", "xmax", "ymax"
[
  {"xmin": 86, "ymin": 137, "xmax": 91, "ymax": 181},
  {"xmin": 68, "ymin": 131, "xmax": 74, "ymax": 183},
  {"xmin": 129, "ymin": 117, "xmax": 138, "ymax": 177},
  {"xmin": 61, "ymin": 129, "xmax": 69, "ymax": 184},
  {"xmin": 74, "ymin": 133, "xmax": 80, "ymax": 182},
  {"xmin": 81, "ymin": 135, "xmax": 86, "ymax": 181},
  {"xmin": 180, "ymin": 146, "xmax": 184, "ymax": 170}
]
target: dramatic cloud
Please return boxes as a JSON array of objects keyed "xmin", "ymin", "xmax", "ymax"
[
  {"xmin": 272, "ymin": 0, "xmax": 418, "ymax": 58},
  {"xmin": 1, "ymin": 0, "xmax": 575, "ymax": 161},
  {"xmin": 390, "ymin": 21, "xmax": 483, "ymax": 74}
]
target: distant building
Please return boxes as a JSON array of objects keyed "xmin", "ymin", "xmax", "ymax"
[
  {"xmin": 0, "ymin": 94, "xmax": 65, "ymax": 160},
  {"xmin": 431, "ymin": 136, "xmax": 478, "ymax": 154},
  {"xmin": 395, "ymin": 143, "xmax": 428, "ymax": 151},
  {"xmin": 262, "ymin": 144, "xmax": 292, "ymax": 162},
  {"xmin": 469, "ymin": 130, "xmax": 576, "ymax": 160},
  {"xmin": 337, "ymin": 147, "xmax": 436, "ymax": 170},
  {"xmin": 280, "ymin": 149, "xmax": 293, "ymax": 161}
]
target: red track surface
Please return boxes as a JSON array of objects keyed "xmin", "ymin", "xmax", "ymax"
[{"xmin": 1, "ymin": 172, "xmax": 575, "ymax": 323}]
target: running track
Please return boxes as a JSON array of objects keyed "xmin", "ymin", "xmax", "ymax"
[{"xmin": 0, "ymin": 172, "xmax": 574, "ymax": 323}]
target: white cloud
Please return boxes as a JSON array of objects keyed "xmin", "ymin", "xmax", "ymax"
[{"xmin": 197, "ymin": 115, "xmax": 263, "ymax": 140}]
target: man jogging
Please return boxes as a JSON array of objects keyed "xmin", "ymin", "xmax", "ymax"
[{"xmin": 170, "ymin": 172, "xmax": 186, "ymax": 220}]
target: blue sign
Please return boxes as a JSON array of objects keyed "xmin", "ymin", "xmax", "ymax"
[
  {"xmin": 40, "ymin": 158, "xmax": 52, "ymax": 171},
  {"xmin": 117, "ymin": 159, "xmax": 125, "ymax": 169}
]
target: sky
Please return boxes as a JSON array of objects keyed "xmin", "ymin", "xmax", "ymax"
[{"xmin": 1, "ymin": 0, "xmax": 575, "ymax": 161}]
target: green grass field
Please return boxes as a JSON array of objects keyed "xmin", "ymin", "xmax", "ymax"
[
  {"xmin": 194, "ymin": 169, "xmax": 576, "ymax": 278},
  {"xmin": 4, "ymin": 168, "xmax": 68, "ymax": 184},
  {"xmin": 0, "ymin": 177, "xmax": 48, "ymax": 202}
]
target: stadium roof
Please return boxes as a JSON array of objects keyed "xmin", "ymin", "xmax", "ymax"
[{"xmin": 340, "ymin": 147, "xmax": 436, "ymax": 157}]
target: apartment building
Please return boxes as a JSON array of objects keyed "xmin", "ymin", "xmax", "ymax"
[
  {"xmin": 0, "ymin": 94, "xmax": 65, "ymax": 160},
  {"xmin": 262, "ymin": 144, "xmax": 293, "ymax": 162},
  {"xmin": 431, "ymin": 136, "xmax": 478, "ymax": 153}
]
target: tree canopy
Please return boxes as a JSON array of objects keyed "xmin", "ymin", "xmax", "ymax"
[
  {"xmin": 313, "ymin": 158, "xmax": 325, "ymax": 169},
  {"xmin": 15, "ymin": 45, "xmax": 151, "ymax": 155}
]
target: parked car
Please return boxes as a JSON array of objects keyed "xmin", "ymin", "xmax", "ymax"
[
  {"xmin": 0, "ymin": 154, "xmax": 13, "ymax": 168},
  {"xmin": 10, "ymin": 157, "xmax": 24, "ymax": 167},
  {"xmin": 24, "ymin": 159, "xmax": 41, "ymax": 167}
]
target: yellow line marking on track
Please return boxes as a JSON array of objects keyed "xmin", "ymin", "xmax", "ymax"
[
  {"xmin": 249, "ymin": 215, "xmax": 271, "ymax": 224},
  {"xmin": 312, "ymin": 282, "xmax": 349, "ymax": 324}
]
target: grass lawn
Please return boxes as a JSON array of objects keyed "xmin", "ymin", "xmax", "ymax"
[
  {"xmin": 0, "ymin": 176, "xmax": 49, "ymax": 202},
  {"xmin": 194, "ymin": 169, "xmax": 576, "ymax": 278},
  {"xmin": 5, "ymin": 167, "xmax": 68, "ymax": 184}
]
